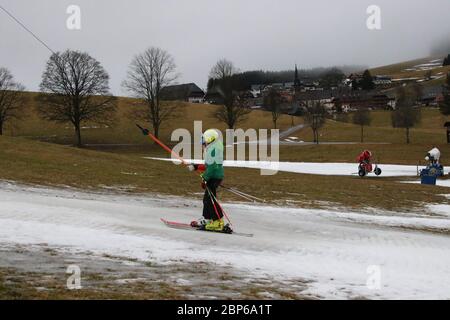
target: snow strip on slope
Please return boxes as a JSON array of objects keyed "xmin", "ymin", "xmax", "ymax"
[{"xmin": 145, "ymin": 157, "xmax": 421, "ymax": 177}]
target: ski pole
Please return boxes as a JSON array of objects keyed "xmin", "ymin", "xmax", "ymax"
[
  {"xmin": 222, "ymin": 187, "xmax": 257, "ymax": 202},
  {"xmin": 206, "ymin": 185, "xmax": 230, "ymax": 225},
  {"xmin": 222, "ymin": 186, "xmax": 261, "ymax": 202},
  {"xmin": 231, "ymin": 188, "xmax": 265, "ymax": 203},
  {"xmin": 206, "ymin": 185, "xmax": 232, "ymax": 226},
  {"xmin": 221, "ymin": 185, "xmax": 265, "ymax": 203}
]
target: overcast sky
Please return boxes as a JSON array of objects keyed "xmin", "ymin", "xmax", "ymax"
[{"xmin": 1, "ymin": 0, "xmax": 450, "ymax": 95}]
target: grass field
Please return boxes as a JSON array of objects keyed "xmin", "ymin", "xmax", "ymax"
[
  {"xmin": 291, "ymin": 109, "xmax": 449, "ymax": 146},
  {"xmin": 3, "ymin": 92, "xmax": 301, "ymax": 145},
  {"xmin": 1, "ymin": 134, "xmax": 449, "ymax": 211},
  {"xmin": 3, "ymin": 92, "xmax": 449, "ymax": 147}
]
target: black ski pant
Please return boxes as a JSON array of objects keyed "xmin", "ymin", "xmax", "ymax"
[{"xmin": 203, "ymin": 179, "xmax": 223, "ymax": 221}]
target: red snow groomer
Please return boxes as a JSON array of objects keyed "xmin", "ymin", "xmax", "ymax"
[{"xmin": 357, "ymin": 150, "xmax": 382, "ymax": 177}]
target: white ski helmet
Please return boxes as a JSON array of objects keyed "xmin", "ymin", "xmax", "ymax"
[{"xmin": 202, "ymin": 129, "xmax": 219, "ymax": 144}]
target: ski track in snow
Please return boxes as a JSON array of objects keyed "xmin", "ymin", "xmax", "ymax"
[
  {"xmin": 145, "ymin": 158, "xmax": 426, "ymax": 177},
  {"xmin": 1, "ymin": 182, "xmax": 450, "ymax": 299}
]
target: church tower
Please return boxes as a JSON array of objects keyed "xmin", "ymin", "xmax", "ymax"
[{"xmin": 294, "ymin": 64, "xmax": 301, "ymax": 88}]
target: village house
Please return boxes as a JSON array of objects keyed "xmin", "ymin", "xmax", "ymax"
[
  {"xmin": 160, "ymin": 83, "xmax": 205, "ymax": 103},
  {"xmin": 373, "ymin": 75, "xmax": 392, "ymax": 88},
  {"xmin": 295, "ymin": 90, "xmax": 336, "ymax": 113},
  {"xmin": 421, "ymin": 85, "xmax": 443, "ymax": 106},
  {"xmin": 203, "ymin": 86, "xmax": 225, "ymax": 105},
  {"xmin": 332, "ymin": 91, "xmax": 394, "ymax": 111},
  {"xmin": 344, "ymin": 73, "xmax": 363, "ymax": 86}
]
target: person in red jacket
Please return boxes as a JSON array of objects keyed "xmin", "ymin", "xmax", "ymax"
[
  {"xmin": 357, "ymin": 150, "xmax": 372, "ymax": 164},
  {"xmin": 357, "ymin": 150, "xmax": 375, "ymax": 176}
]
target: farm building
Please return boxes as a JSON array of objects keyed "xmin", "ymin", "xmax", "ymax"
[{"xmin": 160, "ymin": 83, "xmax": 205, "ymax": 103}]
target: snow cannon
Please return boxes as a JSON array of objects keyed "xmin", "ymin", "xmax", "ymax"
[
  {"xmin": 420, "ymin": 167, "xmax": 439, "ymax": 185},
  {"xmin": 357, "ymin": 150, "xmax": 382, "ymax": 177},
  {"xmin": 420, "ymin": 147, "xmax": 444, "ymax": 185}
]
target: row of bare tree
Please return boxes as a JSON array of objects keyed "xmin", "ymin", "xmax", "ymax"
[{"xmin": 0, "ymin": 48, "xmax": 251, "ymax": 147}]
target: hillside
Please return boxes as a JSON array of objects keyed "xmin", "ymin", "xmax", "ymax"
[
  {"xmin": 2, "ymin": 92, "xmax": 300, "ymax": 146},
  {"xmin": 370, "ymin": 56, "xmax": 450, "ymax": 86},
  {"xmin": 4, "ymin": 91, "xmax": 450, "ymax": 148}
]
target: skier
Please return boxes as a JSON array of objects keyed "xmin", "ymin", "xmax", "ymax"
[
  {"xmin": 425, "ymin": 146, "xmax": 441, "ymax": 164},
  {"xmin": 188, "ymin": 129, "xmax": 225, "ymax": 232}
]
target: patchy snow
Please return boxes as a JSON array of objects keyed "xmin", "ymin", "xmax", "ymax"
[
  {"xmin": 402, "ymin": 59, "xmax": 443, "ymax": 73},
  {"xmin": 428, "ymin": 204, "xmax": 450, "ymax": 218},
  {"xmin": 414, "ymin": 63, "xmax": 442, "ymax": 68},
  {"xmin": 392, "ymin": 77, "xmax": 420, "ymax": 82},
  {"xmin": 146, "ymin": 157, "xmax": 421, "ymax": 177},
  {"xmin": 402, "ymin": 179, "xmax": 450, "ymax": 188},
  {"xmin": 1, "ymin": 182, "xmax": 450, "ymax": 299}
]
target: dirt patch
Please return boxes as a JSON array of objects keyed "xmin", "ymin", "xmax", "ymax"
[{"xmin": 0, "ymin": 243, "xmax": 315, "ymax": 300}]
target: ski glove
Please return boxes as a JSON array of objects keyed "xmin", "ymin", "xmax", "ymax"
[{"xmin": 187, "ymin": 164, "xmax": 198, "ymax": 172}]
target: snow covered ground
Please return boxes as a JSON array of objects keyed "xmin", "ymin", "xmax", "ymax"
[
  {"xmin": 146, "ymin": 158, "xmax": 422, "ymax": 177},
  {"xmin": 1, "ymin": 182, "xmax": 450, "ymax": 299},
  {"xmin": 402, "ymin": 179, "xmax": 450, "ymax": 188}
]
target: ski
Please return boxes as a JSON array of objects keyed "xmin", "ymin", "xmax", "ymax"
[{"xmin": 160, "ymin": 218, "xmax": 254, "ymax": 237}]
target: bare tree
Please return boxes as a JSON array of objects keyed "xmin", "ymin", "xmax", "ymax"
[
  {"xmin": 0, "ymin": 68, "xmax": 26, "ymax": 135},
  {"xmin": 410, "ymin": 82, "xmax": 424, "ymax": 105},
  {"xmin": 264, "ymin": 87, "xmax": 283, "ymax": 129},
  {"xmin": 439, "ymin": 73, "xmax": 450, "ymax": 116},
  {"xmin": 37, "ymin": 50, "xmax": 117, "ymax": 147},
  {"xmin": 209, "ymin": 59, "xmax": 251, "ymax": 129},
  {"xmin": 304, "ymin": 100, "xmax": 326, "ymax": 144},
  {"xmin": 210, "ymin": 59, "xmax": 236, "ymax": 80},
  {"xmin": 122, "ymin": 47, "xmax": 178, "ymax": 138},
  {"xmin": 391, "ymin": 87, "xmax": 421, "ymax": 144},
  {"xmin": 352, "ymin": 108, "xmax": 371, "ymax": 142}
]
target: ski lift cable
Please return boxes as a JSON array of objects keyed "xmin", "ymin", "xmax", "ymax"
[{"xmin": 0, "ymin": 4, "xmax": 55, "ymax": 54}]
